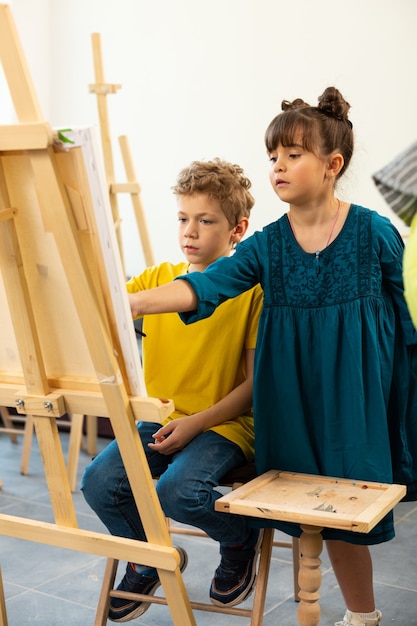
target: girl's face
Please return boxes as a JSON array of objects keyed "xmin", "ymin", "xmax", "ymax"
[
  {"xmin": 177, "ymin": 193, "xmax": 241, "ymax": 272},
  {"xmin": 268, "ymin": 132, "xmax": 329, "ymax": 206}
]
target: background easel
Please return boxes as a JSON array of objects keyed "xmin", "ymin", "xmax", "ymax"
[
  {"xmin": 89, "ymin": 32, "xmax": 155, "ymax": 274},
  {"xmin": 0, "ymin": 5, "xmax": 195, "ymax": 625},
  {"xmin": 0, "ymin": 407, "xmax": 33, "ymax": 474},
  {"xmin": 57, "ymin": 30, "xmax": 157, "ymax": 493}
]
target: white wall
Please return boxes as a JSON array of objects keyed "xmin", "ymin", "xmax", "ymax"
[{"xmin": 5, "ymin": 0, "xmax": 417, "ymax": 277}]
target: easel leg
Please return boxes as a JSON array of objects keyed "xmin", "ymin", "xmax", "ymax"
[
  {"xmin": 33, "ymin": 415, "xmax": 77, "ymax": 527},
  {"xmin": 20, "ymin": 414, "xmax": 34, "ymax": 475},
  {"xmin": 0, "ymin": 407, "xmax": 17, "ymax": 444},
  {"xmin": 0, "ymin": 567, "xmax": 8, "ymax": 626},
  {"xmin": 297, "ymin": 525, "xmax": 323, "ymax": 626},
  {"xmin": 118, "ymin": 135, "xmax": 155, "ymax": 266},
  {"xmin": 158, "ymin": 565, "xmax": 196, "ymax": 626}
]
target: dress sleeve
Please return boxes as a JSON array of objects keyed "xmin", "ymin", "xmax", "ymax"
[
  {"xmin": 176, "ymin": 234, "xmax": 263, "ymax": 325},
  {"xmin": 374, "ymin": 212, "xmax": 417, "ymax": 345}
]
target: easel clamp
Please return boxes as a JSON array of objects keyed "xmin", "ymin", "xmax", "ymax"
[
  {"xmin": 0, "ymin": 384, "xmax": 174, "ymax": 423},
  {"xmin": 88, "ymin": 83, "xmax": 122, "ymax": 95},
  {"xmin": 14, "ymin": 392, "xmax": 66, "ymax": 418},
  {"xmin": 110, "ymin": 182, "xmax": 141, "ymax": 195}
]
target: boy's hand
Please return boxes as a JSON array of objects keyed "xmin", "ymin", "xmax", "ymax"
[{"xmin": 148, "ymin": 416, "xmax": 203, "ymax": 455}]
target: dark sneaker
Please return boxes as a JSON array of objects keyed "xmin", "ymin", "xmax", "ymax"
[
  {"xmin": 210, "ymin": 529, "xmax": 263, "ymax": 607},
  {"xmin": 108, "ymin": 546, "xmax": 188, "ymax": 622}
]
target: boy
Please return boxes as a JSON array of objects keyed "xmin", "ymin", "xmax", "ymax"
[{"xmin": 81, "ymin": 158, "xmax": 263, "ymax": 622}]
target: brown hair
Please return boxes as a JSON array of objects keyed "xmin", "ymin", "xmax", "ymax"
[
  {"xmin": 172, "ymin": 158, "xmax": 255, "ymax": 227},
  {"xmin": 264, "ymin": 86, "xmax": 354, "ymax": 179}
]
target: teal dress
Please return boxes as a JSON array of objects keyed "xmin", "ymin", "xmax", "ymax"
[{"xmin": 178, "ymin": 205, "xmax": 417, "ymax": 544}]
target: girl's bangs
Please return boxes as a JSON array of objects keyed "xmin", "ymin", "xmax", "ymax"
[{"xmin": 265, "ymin": 112, "xmax": 314, "ymax": 153}]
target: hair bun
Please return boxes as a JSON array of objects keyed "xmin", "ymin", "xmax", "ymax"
[
  {"xmin": 318, "ymin": 86, "xmax": 352, "ymax": 127},
  {"xmin": 281, "ymin": 97, "xmax": 309, "ymax": 112}
]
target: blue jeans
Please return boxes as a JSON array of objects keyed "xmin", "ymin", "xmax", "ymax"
[{"xmin": 81, "ymin": 423, "xmax": 249, "ymax": 548}]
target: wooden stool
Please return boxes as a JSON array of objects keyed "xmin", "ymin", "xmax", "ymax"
[
  {"xmin": 216, "ymin": 470, "xmax": 406, "ymax": 626},
  {"xmin": 94, "ymin": 463, "xmax": 300, "ymax": 626}
]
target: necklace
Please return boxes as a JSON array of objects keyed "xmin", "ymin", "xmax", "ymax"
[{"xmin": 288, "ymin": 199, "xmax": 341, "ymax": 254}]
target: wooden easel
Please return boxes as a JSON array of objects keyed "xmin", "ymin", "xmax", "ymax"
[
  {"xmin": 89, "ymin": 32, "xmax": 155, "ymax": 274},
  {"xmin": 0, "ymin": 5, "xmax": 195, "ymax": 625}
]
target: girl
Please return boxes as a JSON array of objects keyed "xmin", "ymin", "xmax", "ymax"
[{"xmin": 129, "ymin": 87, "xmax": 417, "ymax": 626}]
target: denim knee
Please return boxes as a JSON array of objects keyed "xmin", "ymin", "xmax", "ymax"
[
  {"xmin": 156, "ymin": 472, "xmax": 211, "ymax": 523},
  {"xmin": 81, "ymin": 460, "xmax": 103, "ymax": 510}
]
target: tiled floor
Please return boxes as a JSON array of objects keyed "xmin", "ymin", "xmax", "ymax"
[{"xmin": 0, "ymin": 427, "xmax": 416, "ymax": 625}]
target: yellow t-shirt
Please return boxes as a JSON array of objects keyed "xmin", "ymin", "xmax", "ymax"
[{"xmin": 126, "ymin": 261, "xmax": 263, "ymax": 461}]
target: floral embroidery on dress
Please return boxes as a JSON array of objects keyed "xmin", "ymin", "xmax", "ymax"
[{"xmin": 266, "ymin": 206, "xmax": 383, "ymax": 307}]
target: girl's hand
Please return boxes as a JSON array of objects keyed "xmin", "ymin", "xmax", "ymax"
[
  {"xmin": 129, "ymin": 292, "xmax": 142, "ymax": 318},
  {"xmin": 128, "ymin": 281, "xmax": 197, "ymax": 319},
  {"xmin": 148, "ymin": 416, "xmax": 203, "ymax": 455}
]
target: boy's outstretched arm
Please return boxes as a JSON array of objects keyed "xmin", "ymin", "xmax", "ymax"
[
  {"xmin": 148, "ymin": 348, "xmax": 255, "ymax": 455},
  {"xmin": 129, "ymin": 279, "xmax": 197, "ymax": 318}
]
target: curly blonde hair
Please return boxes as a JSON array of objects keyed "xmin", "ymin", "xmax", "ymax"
[{"xmin": 172, "ymin": 158, "xmax": 255, "ymax": 227}]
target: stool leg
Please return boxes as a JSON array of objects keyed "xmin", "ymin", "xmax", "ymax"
[
  {"xmin": 297, "ymin": 525, "xmax": 323, "ymax": 626},
  {"xmin": 94, "ymin": 558, "xmax": 119, "ymax": 626},
  {"xmin": 86, "ymin": 415, "xmax": 98, "ymax": 456},
  {"xmin": 250, "ymin": 528, "xmax": 273, "ymax": 626},
  {"xmin": 292, "ymin": 537, "xmax": 301, "ymax": 602}
]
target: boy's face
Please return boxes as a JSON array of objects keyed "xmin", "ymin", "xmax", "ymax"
[{"xmin": 177, "ymin": 193, "xmax": 237, "ymax": 272}]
